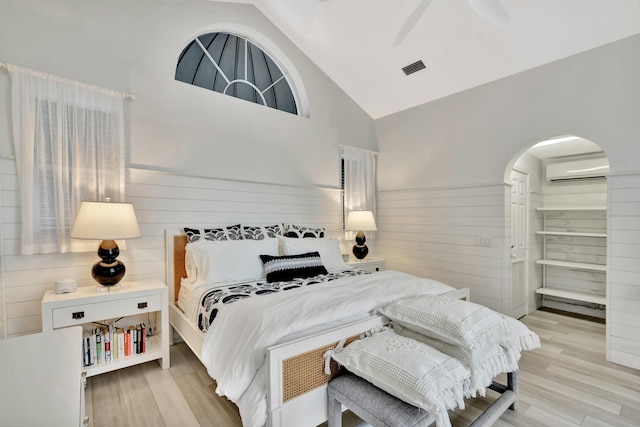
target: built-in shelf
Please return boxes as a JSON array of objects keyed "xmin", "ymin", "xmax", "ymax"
[
  {"xmin": 536, "ymin": 259, "xmax": 606, "ymax": 272},
  {"xmin": 84, "ymin": 335, "xmax": 163, "ymax": 377},
  {"xmin": 537, "ymin": 206, "xmax": 607, "ymax": 311},
  {"xmin": 535, "ymin": 287, "xmax": 606, "ymax": 305},
  {"xmin": 536, "ymin": 231, "xmax": 607, "ymax": 238}
]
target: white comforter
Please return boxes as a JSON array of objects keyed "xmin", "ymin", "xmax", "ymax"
[{"xmin": 200, "ymin": 269, "xmax": 455, "ymax": 427}]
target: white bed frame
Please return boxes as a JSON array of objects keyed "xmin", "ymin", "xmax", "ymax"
[{"xmin": 164, "ymin": 229, "xmax": 471, "ymax": 427}]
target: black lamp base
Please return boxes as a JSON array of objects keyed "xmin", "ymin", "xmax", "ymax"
[
  {"xmin": 92, "ymin": 240, "xmax": 126, "ymax": 286},
  {"xmin": 352, "ymin": 244, "xmax": 369, "ymax": 260},
  {"xmin": 352, "ymin": 231, "xmax": 369, "ymax": 260}
]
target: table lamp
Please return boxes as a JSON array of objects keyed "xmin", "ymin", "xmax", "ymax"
[
  {"xmin": 71, "ymin": 200, "xmax": 141, "ymax": 287},
  {"xmin": 345, "ymin": 210, "xmax": 377, "ymax": 260}
]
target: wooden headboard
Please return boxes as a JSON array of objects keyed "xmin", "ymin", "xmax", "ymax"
[
  {"xmin": 165, "ymin": 229, "xmax": 188, "ymax": 303},
  {"xmin": 173, "ymin": 235, "xmax": 188, "ymax": 302}
]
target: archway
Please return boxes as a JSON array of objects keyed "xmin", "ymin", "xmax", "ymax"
[{"xmin": 504, "ymin": 135, "xmax": 609, "ymax": 320}]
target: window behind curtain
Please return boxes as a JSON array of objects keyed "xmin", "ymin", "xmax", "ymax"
[
  {"xmin": 9, "ymin": 64, "xmax": 125, "ymax": 255},
  {"xmin": 340, "ymin": 146, "xmax": 377, "ymax": 236},
  {"xmin": 36, "ymin": 102, "xmax": 118, "ymax": 235}
]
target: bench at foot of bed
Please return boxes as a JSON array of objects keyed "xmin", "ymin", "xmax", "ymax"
[{"xmin": 327, "ymin": 372, "xmax": 518, "ymax": 427}]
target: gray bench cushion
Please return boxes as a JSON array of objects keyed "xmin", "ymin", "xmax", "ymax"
[{"xmin": 327, "ymin": 374, "xmax": 436, "ymax": 427}]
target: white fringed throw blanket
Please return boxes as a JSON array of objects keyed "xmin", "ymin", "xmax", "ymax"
[
  {"xmin": 328, "ymin": 295, "xmax": 541, "ymax": 427},
  {"xmin": 381, "ymin": 295, "xmax": 540, "ymax": 397}
]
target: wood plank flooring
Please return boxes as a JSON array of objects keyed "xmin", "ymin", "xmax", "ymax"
[{"xmin": 86, "ymin": 310, "xmax": 640, "ymax": 426}]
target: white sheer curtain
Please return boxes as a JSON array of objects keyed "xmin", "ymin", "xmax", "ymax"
[
  {"xmin": 341, "ymin": 145, "xmax": 377, "ymax": 236},
  {"xmin": 9, "ymin": 65, "xmax": 126, "ymax": 254}
]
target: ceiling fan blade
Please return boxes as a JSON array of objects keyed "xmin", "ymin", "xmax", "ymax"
[
  {"xmin": 467, "ymin": 0, "xmax": 510, "ymax": 26},
  {"xmin": 393, "ymin": 0, "xmax": 434, "ymax": 48}
]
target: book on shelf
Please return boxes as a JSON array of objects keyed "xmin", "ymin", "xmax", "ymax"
[
  {"xmin": 82, "ymin": 322, "xmax": 149, "ymax": 368},
  {"xmin": 111, "ymin": 324, "xmax": 118, "ymax": 360},
  {"xmin": 104, "ymin": 327, "xmax": 111, "ymax": 362},
  {"xmin": 136, "ymin": 324, "xmax": 142, "ymax": 354},
  {"xmin": 117, "ymin": 328, "xmax": 125, "ymax": 359},
  {"xmin": 141, "ymin": 323, "xmax": 147, "ymax": 353}
]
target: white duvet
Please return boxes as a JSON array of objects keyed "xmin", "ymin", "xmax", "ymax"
[{"xmin": 199, "ymin": 269, "xmax": 455, "ymax": 427}]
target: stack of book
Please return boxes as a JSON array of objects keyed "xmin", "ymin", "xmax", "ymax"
[{"xmin": 82, "ymin": 323, "xmax": 148, "ymax": 367}]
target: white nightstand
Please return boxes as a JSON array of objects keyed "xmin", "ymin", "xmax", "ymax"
[
  {"xmin": 41, "ymin": 279, "xmax": 170, "ymax": 377},
  {"xmin": 346, "ymin": 258, "xmax": 386, "ymax": 273}
]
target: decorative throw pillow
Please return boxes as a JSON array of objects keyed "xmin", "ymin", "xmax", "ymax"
[
  {"xmin": 328, "ymin": 329, "xmax": 470, "ymax": 427},
  {"xmin": 378, "ymin": 295, "xmax": 504, "ymax": 352},
  {"xmin": 285, "ymin": 224, "xmax": 325, "ymax": 238},
  {"xmin": 184, "ymin": 225, "xmax": 243, "ymax": 242},
  {"xmin": 259, "ymin": 251, "xmax": 328, "ymax": 283},
  {"xmin": 242, "ymin": 224, "xmax": 284, "ymax": 240}
]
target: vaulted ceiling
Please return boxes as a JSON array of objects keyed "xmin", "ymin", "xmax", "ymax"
[{"xmin": 219, "ymin": 0, "xmax": 640, "ymax": 119}]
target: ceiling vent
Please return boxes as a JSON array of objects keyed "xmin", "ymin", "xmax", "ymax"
[
  {"xmin": 402, "ymin": 60, "xmax": 426, "ymax": 76},
  {"xmin": 545, "ymin": 158, "xmax": 610, "ymax": 182}
]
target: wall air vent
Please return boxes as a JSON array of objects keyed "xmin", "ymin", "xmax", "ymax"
[{"xmin": 402, "ymin": 60, "xmax": 426, "ymax": 76}]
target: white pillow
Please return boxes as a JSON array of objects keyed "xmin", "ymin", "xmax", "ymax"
[
  {"xmin": 185, "ymin": 238, "xmax": 279, "ymax": 286},
  {"xmin": 329, "ymin": 329, "xmax": 470, "ymax": 427},
  {"xmin": 282, "ymin": 237, "xmax": 345, "ymax": 270}
]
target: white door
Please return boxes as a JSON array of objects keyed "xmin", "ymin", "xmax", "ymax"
[{"xmin": 510, "ymin": 169, "xmax": 528, "ymax": 319}]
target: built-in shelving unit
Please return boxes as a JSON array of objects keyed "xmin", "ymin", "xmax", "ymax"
[{"xmin": 535, "ymin": 206, "xmax": 607, "ymax": 306}]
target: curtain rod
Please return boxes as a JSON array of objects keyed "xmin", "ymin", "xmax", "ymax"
[
  {"xmin": 337, "ymin": 144, "xmax": 379, "ymax": 156},
  {"xmin": 0, "ymin": 62, "xmax": 136, "ymax": 101}
]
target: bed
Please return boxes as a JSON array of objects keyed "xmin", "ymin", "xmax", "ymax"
[{"xmin": 164, "ymin": 227, "xmax": 535, "ymax": 427}]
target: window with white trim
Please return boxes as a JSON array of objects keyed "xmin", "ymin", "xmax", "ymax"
[{"xmin": 176, "ymin": 32, "xmax": 299, "ymax": 115}]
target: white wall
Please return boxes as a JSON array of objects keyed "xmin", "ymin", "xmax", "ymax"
[
  {"xmin": 376, "ymin": 184, "xmax": 506, "ymax": 312},
  {"xmin": 374, "ymin": 35, "xmax": 640, "ymax": 369},
  {"xmin": 0, "ymin": 0, "xmax": 377, "ymax": 186},
  {"xmin": 1, "ymin": 162, "xmax": 344, "ymax": 336},
  {"xmin": 0, "ymin": 0, "xmax": 377, "ymax": 337},
  {"xmin": 376, "ymin": 34, "xmax": 640, "ymax": 190}
]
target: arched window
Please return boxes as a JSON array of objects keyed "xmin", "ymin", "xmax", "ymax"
[{"xmin": 176, "ymin": 32, "xmax": 299, "ymax": 115}]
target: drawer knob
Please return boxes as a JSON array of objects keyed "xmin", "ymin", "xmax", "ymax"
[
  {"xmin": 137, "ymin": 302, "xmax": 148, "ymax": 309},
  {"xmin": 72, "ymin": 311, "xmax": 85, "ymax": 320}
]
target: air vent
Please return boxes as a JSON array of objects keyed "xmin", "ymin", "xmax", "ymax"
[{"xmin": 402, "ymin": 60, "xmax": 426, "ymax": 76}]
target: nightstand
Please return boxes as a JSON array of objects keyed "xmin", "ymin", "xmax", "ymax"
[
  {"xmin": 41, "ymin": 279, "xmax": 170, "ymax": 377},
  {"xmin": 346, "ymin": 258, "xmax": 386, "ymax": 273}
]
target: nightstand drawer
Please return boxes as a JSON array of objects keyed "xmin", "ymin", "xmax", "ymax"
[
  {"xmin": 346, "ymin": 258, "xmax": 386, "ymax": 273},
  {"xmin": 52, "ymin": 294, "xmax": 162, "ymax": 329}
]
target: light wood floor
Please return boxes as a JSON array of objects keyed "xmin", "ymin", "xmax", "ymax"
[{"xmin": 86, "ymin": 309, "xmax": 640, "ymax": 427}]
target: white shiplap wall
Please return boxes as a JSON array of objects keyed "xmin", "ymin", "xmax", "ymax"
[
  {"xmin": 0, "ymin": 162, "xmax": 342, "ymax": 337},
  {"xmin": 0, "ymin": 158, "xmax": 6, "ymax": 340},
  {"xmin": 375, "ymin": 184, "xmax": 508, "ymax": 313},
  {"xmin": 608, "ymin": 173, "xmax": 640, "ymax": 370}
]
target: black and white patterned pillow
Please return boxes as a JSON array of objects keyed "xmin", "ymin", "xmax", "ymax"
[
  {"xmin": 184, "ymin": 225, "xmax": 243, "ymax": 243},
  {"xmin": 243, "ymin": 224, "xmax": 284, "ymax": 240},
  {"xmin": 286, "ymin": 224, "xmax": 325, "ymax": 238},
  {"xmin": 259, "ymin": 251, "xmax": 328, "ymax": 283}
]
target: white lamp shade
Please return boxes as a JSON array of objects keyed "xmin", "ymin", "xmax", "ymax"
[
  {"xmin": 345, "ymin": 210, "xmax": 377, "ymax": 232},
  {"xmin": 71, "ymin": 201, "xmax": 141, "ymax": 240}
]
